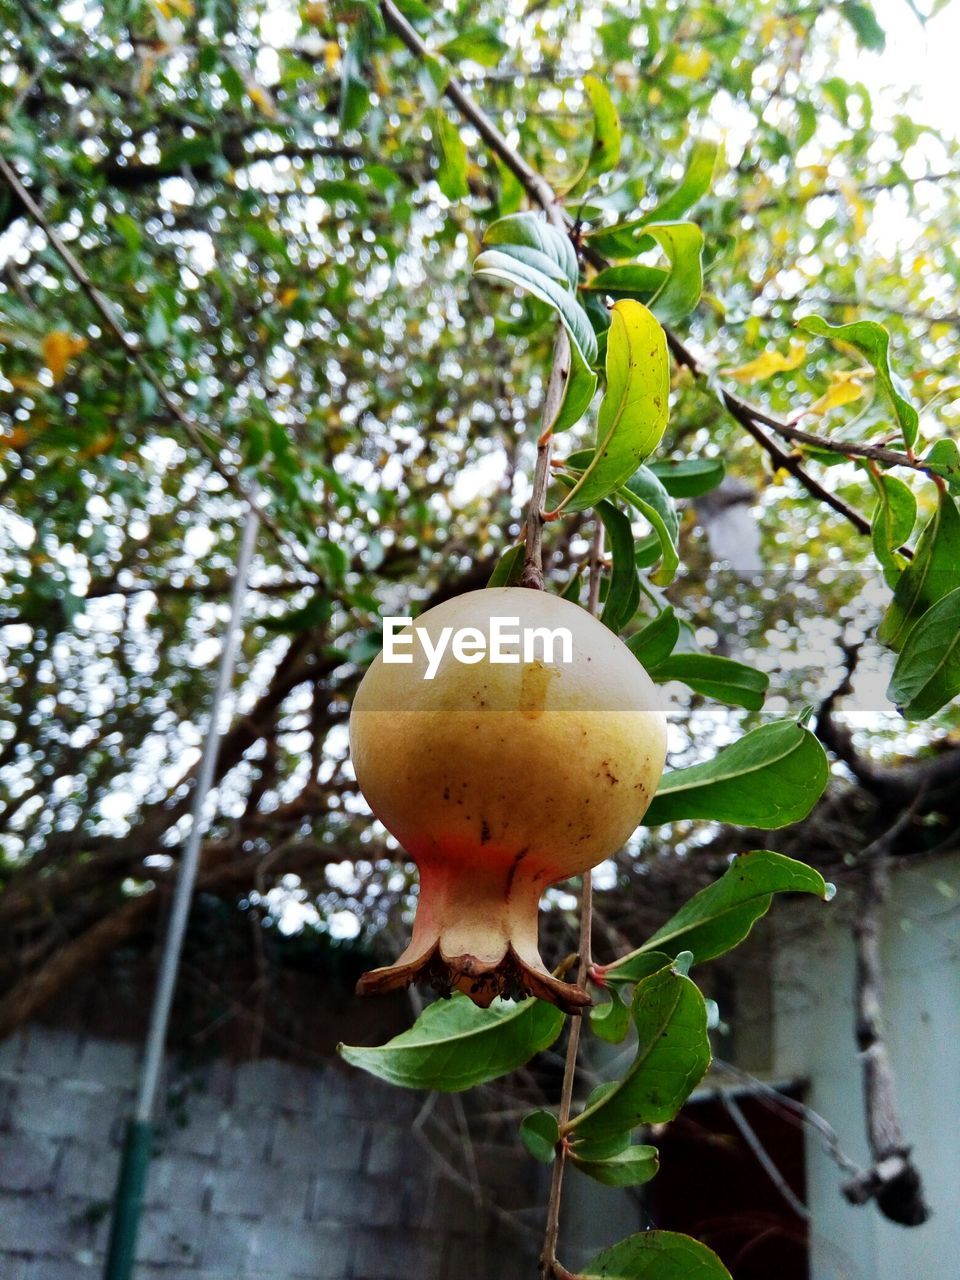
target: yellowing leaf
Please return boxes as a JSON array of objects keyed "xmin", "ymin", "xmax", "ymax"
[
  {"xmin": 247, "ymin": 85, "xmax": 278, "ymax": 118},
  {"xmin": 805, "ymin": 370, "xmax": 870, "ymax": 417},
  {"xmin": 839, "ymin": 179, "xmax": 867, "ymax": 239},
  {"xmin": 721, "ymin": 340, "xmax": 806, "ymax": 383},
  {"xmin": 673, "ymin": 49, "xmax": 711, "ymax": 78},
  {"xmin": 324, "ymin": 40, "xmax": 341, "ymax": 72},
  {"xmin": 304, "ymin": 2, "xmax": 329, "ymax": 26},
  {"xmin": 279, "ymin": 287, "xmax": 299, "ymax": 307},
  {"xmin": 42, "ymin": 331, "xmax": 87, "ymax": 382}
]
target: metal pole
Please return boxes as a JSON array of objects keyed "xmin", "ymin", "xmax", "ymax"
[{"xmin": 104, "ymin": 508, "xmax": 260, "ymax": 1280}]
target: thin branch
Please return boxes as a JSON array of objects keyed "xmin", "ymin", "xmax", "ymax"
[
  {"xmin": 0, "ymin": 154, "xmax": 313, "ymax": 577},
  {"xmin": 719, "ymin": 1090, "xmax": 809, "ymax": 1221}
]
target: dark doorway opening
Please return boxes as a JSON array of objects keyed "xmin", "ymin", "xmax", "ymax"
[{"xmin": 651, "ymin": 1086, "xmax": 809, "ymax": 1280}]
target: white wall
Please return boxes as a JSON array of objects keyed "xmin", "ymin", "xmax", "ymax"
[{"xmin": 771, "ymin": 852, "xmax": 960, "ymax": 1280}]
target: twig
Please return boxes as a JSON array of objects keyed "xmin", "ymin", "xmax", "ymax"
[
  {"xmin": 539, "ymin": 522, "xmax": 602, "ymax": 1279},
  {"xmin": 719, "ymin": 1090, "xmax": 809, "ymax": 1221},
  {"xmin": 0, "ymin": 153, "xmax": 313, "ymax": 577},
  {"xmin": 712, "ymin": 1059, "xmax": 863, "ymax": 1181}
]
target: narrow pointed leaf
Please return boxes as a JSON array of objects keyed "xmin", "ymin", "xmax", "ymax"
[
  {"xmin": 868, "ymin": 469, "xmax": 915, "ymax": 587},
  {"xmin": 878, "ymin": 490, "xmax": 960, "ymax": 650},
  {"xmin": 644, "ymin": 222, "xmax": 705, "ymax": 325},
  {"xmin": 647, "ymin": 139, "xmax": 720, "ymax": 223},
  {"xmin": 645, "ymin": 720, "xmax": 829, "ymax": 828},
  {"xmin": 887, "ymin": 586, "xmax": 960, "ymax": 719},
  {"xmin": 798, "ymin": 315, "xmax": 919, "ymax": 449},
  {"xmin": 619, "ymin": 466, "xmax": 680, "ymax": 584},
  {"xmin": 338, "ymin": 993, "xmax": 564, "ymax": 1092},
  {"xmin": 568, "ymin": 73, "xmax": 622, "ymax": 193},
  {"xmin": 628, "ymin": 607, "xmax": 680, "ymax": 669},
  {"xmin": 474, "ymin": 234, "xmax": 597, "ymax": 432},
  {"xmin": 649, "ymin": 654, "xmax": 769, "ymax": 711},
  {"xmin": 581, "ymin": 1229, "xmax": 733, "ymax": 1279},
  {"xmin": 596, "ymin": 499, "xmax": 641, "ymax": 633},
  {"xmin": 559, "ymin": 303, "xmax": 669, "ymax": 510},
  {"xmin": 607, "ymin": 851, "xmax": 832, "ymax": 974},
  {"xmin": 486, "ymin": 543, "xmax": 525, "ymax": 587},
  {"xmin": 433, "ymin": 110, "xmax": 469, "ymax": 200}
]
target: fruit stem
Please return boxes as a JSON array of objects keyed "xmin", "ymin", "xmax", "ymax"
[{"xmin": 539, "ymin": 521, "xmax": 603, "ymax": 1279}]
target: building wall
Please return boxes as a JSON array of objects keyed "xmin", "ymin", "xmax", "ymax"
[
  {"xmin": 771, "ymin": 852, "xmax": 960, "ymax": 1280},
  {"xmin": 0, "ymin": 1027, "xmax": 541, "ymax": 1280}
]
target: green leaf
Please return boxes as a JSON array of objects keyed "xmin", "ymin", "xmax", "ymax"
[
  {"xmin": 581, "ymin": 1229, "xmax": 733, "ymax": 1279},
  {"xmin": 340, "ymin": 36, "xmax": 370, "ymax": 131},
  {"xmin": 596, "ymin": 499, "xmax": 640, "ymax": 633},
  {"xmin": 433, "ymin": 110, "xmax": 469, "ymax": 201},
  {"xmin": 627, "ymin": 607, "xmax": 680, "ymax": 669},
  {"xmin": 647, "ymin": 139, "xmax": 721, "ymax": 223},
  {"xmin": 440, "ymin": 26, "xmax": 507, "ymax": 67},
  {"xmin": 607, "ymin": 852, "xmax": 832, "ymax": 974},
  {"xmin": 338, "ymin": 993, "xmax": 564, "ymax": 1091},
  {"xmin": 112, "ymin": 213, "xmax": 142, "ymax": 254},
  {"xmin": 566, "ymin": 964, "xmax": 710, "ymax": 1140},
  {"xmin": 520, "ymin": 1109, "xmax": 559, "ymax": 1163},
  {"xmin": 619, "ymin": 465, "xmax": 680, "ymax": 585},
  {"xmin": 582, "ymin": 140, "xmax": 719, "ymax": 259},
  {"xmin": 878, "ymin": 490, "xmax": 960, "ymax": 650},
  {"xmin": 645, "ymin": 720, "xmax": 829, "ymax": 828},
  {"xmin": 923, "ymin": 439, "xmax": 960, "ymax": 492},
  {"xmin": 486, "ymin": 543, "xmax": 525, "ymax": 588},
  {"xmin": 798, "ymin": 315, "xmax": 918, "ymax": 449},
  {"xmin": 570, "ymin": 1143, "xmax": 660, "ymax": 1187},
  {"xmin": 649, "ymin": 654, "xmax": 769, "ymax": 711},
  {"xmin": 568, "ymin": 73, "xmax": 622, "ymax": 193},
  {"xmin": 601, "ymin": 950, "xmax": 675, "ymax": 988},
  {"xmin": 840, "ymin": 1, "xmax": 886, "ymax": 50},
  {"xmin": 647, "ymin": 458, "xmax": 725, "ymax": 498},
  {"xmin": 888, "ymin": 587, "xmax": 960, "ymax": 719},
  {"xmin": 643, "ymin": 222, "xmax": 705, "ymax": 325},
  {"xmin": 650, "ymin": 458, "xmax": 727, "ymax": 496},
  {"xmin": 558, "ymin": 301, "xmax": 669, "ymax": 511},
  {"xmin": 582, "ymin": 264, "xmax": 669, "ymax": 303},
  {"xmin": 483, "ymin": 213, "xmax": 579, "ymax": 289},
  {"xmin": 475, "ymin": 226, "xmax": 598, "ymax": 432},
  {"xmin": 590, "ymin": 985, "xmax": 631, "ymax": 1043},
  {"xmin": 868, "ymin": 469, "xmax": 915, "ymax": 587}
]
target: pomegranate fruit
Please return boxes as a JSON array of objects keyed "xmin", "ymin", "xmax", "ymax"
[{"xmin": 349, "ymin": 587, "xmax": 667, "ymax": 1012}]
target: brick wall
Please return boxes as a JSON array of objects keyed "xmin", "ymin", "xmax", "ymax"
[{"xmin": 0, "ymin": 1026, "xmax": 543, "ymax": 1280}]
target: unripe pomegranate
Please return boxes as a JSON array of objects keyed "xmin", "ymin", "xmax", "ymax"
[{"xmin": 349, "ymin": 587, "xmax": 667, "ymax": 1011}]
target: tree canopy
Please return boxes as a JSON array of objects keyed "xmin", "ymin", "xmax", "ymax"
[{"xmin": 1, "ymin": 0, "xmax": 959, "ymax": 1040}]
